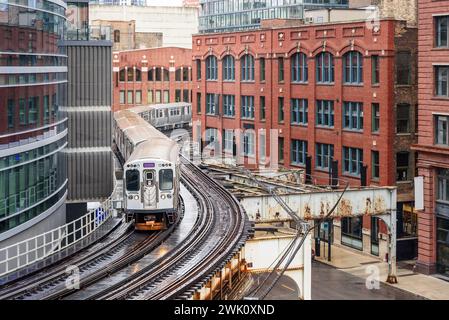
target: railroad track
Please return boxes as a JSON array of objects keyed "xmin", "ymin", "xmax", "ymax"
[
  {"xmin": 89, "ymin": 156, "xmax": 250, "ymax": 300},
  {"xmin": 0, "ymin": 198, "xmax": 184, "ymax": 300}
]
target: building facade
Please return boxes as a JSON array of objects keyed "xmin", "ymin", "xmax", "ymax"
[
  {"xmin": 192, "ymin": 19, "xmax": 418, "ymax": 259},
  {"xmin": 412, "ymin": 0, "xmax": 449, "ymax": 276},
  {"xmin": 198, "ymin": 0, "xmax": 349, "ymax": 33},
  {"xmin": 59, "ymin": 1, "xmax": 113, "ymax": 210},
  {"xmin": 89, "ymin": 4, "xmax": 199, "ymax": 48},
  {"xmin": 90, "ymin": 20, "xmax": 163, "ymax": 51},
  {"xmin": 113, "ymin": 47, "xmax": 193, "ymax": 111},
  {"xmin": 0, "ymin": 0, "xmax": 68, "ymax": 246}
]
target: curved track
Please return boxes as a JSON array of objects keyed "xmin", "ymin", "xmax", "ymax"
[
  {"xmin": 0, "ymin": 198, "xmax": 184, "ymax": 300},
  {"xmin": 90, "ymin": 156, "xmax": 250, "ymax": 300},
  {"xmin": 0, "ymin": 157, "xmax": 250, "ymax": 300}
]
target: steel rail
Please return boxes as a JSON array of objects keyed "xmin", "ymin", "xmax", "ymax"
[
  {"xmin": 0, "ymin": 197, "xmax": 184, "ymax": 300},
  {"xmin": 91, "ymin": 156, "xmax": 249, "ymax": 300}
]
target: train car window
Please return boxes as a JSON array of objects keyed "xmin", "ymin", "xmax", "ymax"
[
  {"xmin": 159, "ymin": 169, "xmax": 173, "ymax": 190},
  {"xmin": 126, "ymin": 170, "xmax": 140, "ymax": 191}
]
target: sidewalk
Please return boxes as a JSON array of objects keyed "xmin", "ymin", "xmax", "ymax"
[{"xmin": 314, "ymin": 243, "xmax": 449, "ymax": 300}]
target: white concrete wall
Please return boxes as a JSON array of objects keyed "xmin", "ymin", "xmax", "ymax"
[
  {"xmin": 245, "ymin": 234, "xmax": 312, "ymax": 300},
  {"xmin": 0, "ymin": 198, "xmax": 66, "ymax": 249},
  {"xmin": 89, "ymin": 5, "xmax": 198, "ymax": 48},
  {"xmin": 304, "ymin": 9, "xmax": 374, "ymax": 24}
]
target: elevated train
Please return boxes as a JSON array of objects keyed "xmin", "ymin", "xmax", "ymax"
[
  {"xmin": 129, "ymin": 102, "xmax": 192, "ymax": 131},
  {"xmin": 114, "ymin": 109, "xmax": 180, "ymax": 231}
]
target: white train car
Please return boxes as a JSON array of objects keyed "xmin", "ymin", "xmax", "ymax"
[
  {"xmin": 113, "ymin": 110, "xmax": 180, "ymax": 231},
  {"xmin": 130, "ymin": 102, "xmax": 192, "ymax": 130}
]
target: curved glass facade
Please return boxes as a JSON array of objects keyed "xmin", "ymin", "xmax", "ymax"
[
  {"xmin": 0, "ymin": 0, "xmax": 68, "ymax": 236},
  {"xmin": 199, "ymin": 0, "xmax": 349, "ymax": 33}
]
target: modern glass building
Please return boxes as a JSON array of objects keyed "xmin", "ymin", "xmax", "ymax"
[
  {"xmin": 198, "ymin": 0, "xmax": 349, "ymax": 33},
  {"xmin": 0, "ymin": 0, "xmax": 68, "ymax": 244}
]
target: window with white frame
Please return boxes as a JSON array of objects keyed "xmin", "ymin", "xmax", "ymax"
[
  {"xmin": 435, "ymin": 115, "xmax": 449, "ymax": 146},
  {"xmin": 436, "ymin": 66, "xmax": 449, "ymax": 97},
  {"xmin": 435, "ymin": 16, "xmax": 449, "ymax": 48}
]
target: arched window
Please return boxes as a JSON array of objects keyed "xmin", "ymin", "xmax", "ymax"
[
  {"xmin": 175, "ymin": 68, "xmax": 182, "ymax": 81},
  {"xmin": 316, "ymin": 52, "xmax": 334, "ymax": 83},
  {"xmin": 343, "ymin": 51, "xmax": 363, "ymax": 84},
  {"xmin": 148, "ymin": 68, "xmax": 154, "ymax": 81},
  {"xmin": 241, "ymin": 54, "xmax": 254, "ymax": 81},
  {"xmin": 135, "ymin": 68, "xmax": 141, "ymax": 81},
  {"xmin": 291, "ymin": 52, "xmax": 308, "ymax": 83},
  {"xmin": 206, "ymin": 55, "xmax": 218, "ymax": 80},
  {"xmin": 127, "ymin": 68, "xmax": 134, "ymax": 82},
  {"xmin": 119, "ymin": 68, "xmax": 125, "ymax": 82},
  {"xmin": 183, "ymin": 67, "xmax": 189, "ymax": 81},
  {"xmin": 222, "ymin": 55, "xmax": 235, "ymax": 81},
  {"xmin": 163, "ymin": 68, "xmax": 169, "ymax": 81},
  {"xmin": 155, "ymin": 67, "xmax": 161, "ymax": 81}
]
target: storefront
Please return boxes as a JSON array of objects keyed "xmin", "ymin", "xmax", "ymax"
[
  {"xmin": 436, "ymin": 169, "xmax": 449, "ymax": 276},
  {"xmin": 341, "ymin": 217, "xmax": 363, "ymax": 251}
]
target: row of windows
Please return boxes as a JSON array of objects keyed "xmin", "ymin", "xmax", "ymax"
[
  {"xmin": 199, "ymin": 95, "xmax": 411, "ymax": 134},
  {"xmin": 199, "ymin": 51, "xmax": 404, "ymax": 85},
  {"xmin": 204, "ymin": 130, "xmax": 411, "ymax": 181},
  {"xmin": 0, "ymin": 72, "xmax": 66, "ymax": 86},
  {"xmin": 118, "ymin": 67, "xmax": 191, "ymax": 82},
  {"xmin": 119, "ymin": 89, "xmax": 191, "ymax": 105},
  {"xmin": 0, "ymin": 143, "xmax": 66, "ymax": 223},
  {"xmin": 5, "ymin": 95, "xmax": 57, "ymax": 129},
  {"xmin": 286, "ymin": 140, "xmax": 407, "ymax": 181}
]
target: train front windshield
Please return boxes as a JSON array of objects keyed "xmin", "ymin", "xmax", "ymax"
[
  {"xmin": 126, "ymin": 169, "xmax": 140, "ymax": 191},
  {"xmin": 159, "ymin": 169, "xmax": 173, "ymax": 190}
]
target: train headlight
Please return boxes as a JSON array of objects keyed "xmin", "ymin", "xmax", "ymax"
[
  {"xmin": 167, "ymin": 194, "xmax": 172, "ymax": 199},
  {"xmin": 134, "ymin": 195, "xmax": 139, "ymax": 200},
  {"xmin": 161, "ymin": 194, "xmax": 166, "ymax": 200}
]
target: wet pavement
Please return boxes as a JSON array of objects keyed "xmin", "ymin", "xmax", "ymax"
[
  {"xmin": 242, "ymin": 261, "xmax": 425, "ymax": 300},
  {"xmin": 311, "ymin": 261, "xmax": 425, "ymax": 300}
]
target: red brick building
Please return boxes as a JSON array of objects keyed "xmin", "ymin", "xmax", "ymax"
[
  {"xmin": 412, "ymin": 1, "xmax": 449, "ymax": 275},
  {"xmin": 112, "ymin": 47, "xmax": 193, "ymax": 112},
  {"xmin": 192, "ymin": 19, "xmax": 418, "ymax": 259}
]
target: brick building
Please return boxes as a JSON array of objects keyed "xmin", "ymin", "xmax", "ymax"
[
  {"xmin": 112, "ymin": 47, "xmax": 193, "ymax": 111},
  {"xmin": 412, "ymin": 0, "xmax": 449, "ymax": 276},
  {"xmin": 90, "ymin": 20, "xmax": 163, "ymax": 51},
  {"xmin": 192, "ymin": 19, "xmax": 418, "ymax": 259}
]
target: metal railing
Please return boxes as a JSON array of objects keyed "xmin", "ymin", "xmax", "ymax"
[{"xmin": 0, "ymin": 192, "xmax": 116, "ymax": 277}]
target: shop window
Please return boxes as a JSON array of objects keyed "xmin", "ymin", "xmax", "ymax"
[{"xmin": 341, "ymin": 217, "xmax": 363, "ymax": 250}]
